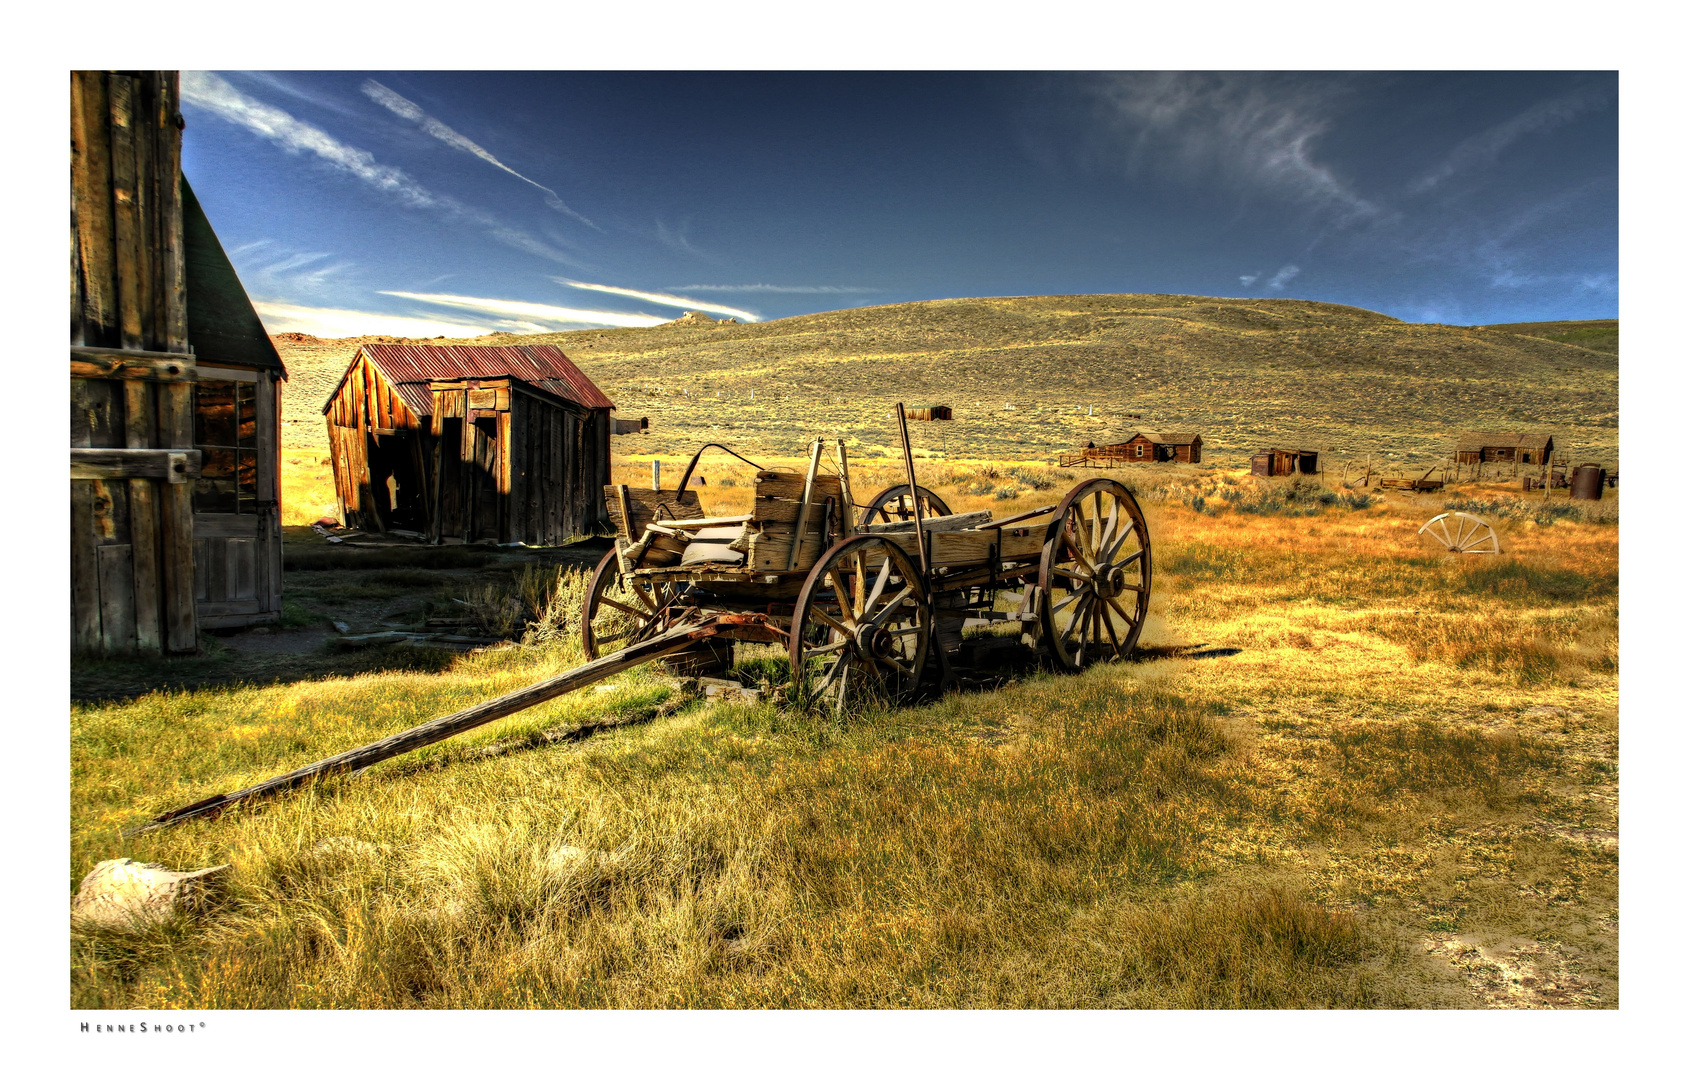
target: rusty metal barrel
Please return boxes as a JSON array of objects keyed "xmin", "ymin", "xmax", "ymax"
[{"xmin": 1571, "ymin": 464, "xmax": 1607, "ymax": 501}]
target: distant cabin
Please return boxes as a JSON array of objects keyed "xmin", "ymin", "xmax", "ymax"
[
  {"xmin": 1251, "ymin": 448, "xmax": 1319, "ymax": 478},
  {"xmin": 322, "ymin": 343, "xmax": 616, "ymax": 544},
  {"xmin": 1453, "ymin": 432, "xmax": 1554, "ymax": 465},
  {"xmin": 907, "ymin": 405, "xmax": 952, "ymax": 421},
  {"xmin": 72, "ymin": 71, "xmax": 289, "ymax": 655},
  {"xmin": 1121, "ymin": 432, "xmax": 1203, "ymax": 464}
]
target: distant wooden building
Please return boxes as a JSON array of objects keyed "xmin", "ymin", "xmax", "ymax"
[
  {"xmin": 1121, "ymin": 432, "xmax": 1203, "ymax": 464},
  {"xmin": 1059, "ymin": 432, "xmax": 1203, "ymax": 468},
  {"xmin": 323, "ymin": 344, "xmax": 616, "ymax": 544},
  {"xmin": 1453, "ymin": 432, "xmax": 1554, "ymax": 465},
  {"xmin": 1250, "ymin": 448, "xmax": 1319, "ymax": 478},
  {"xmin": 907, "ymin": 405, "xmax": 952, "ymax": 421},
  {"xmin": 71, "ymin": 71, "xmax": 288, "ymax": 655}
]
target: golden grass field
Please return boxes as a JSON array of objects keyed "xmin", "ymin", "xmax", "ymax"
[{"xmin": 70, "ymin": 296, "xmax": 1618, "ymax": 1008}]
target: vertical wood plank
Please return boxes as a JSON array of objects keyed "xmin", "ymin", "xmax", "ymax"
[
  {"xmin": 503, "ymin": 397, "xmax": 523, "ymax": 544},
  {"xmin": 159, "ymin": 74, "xmax": 187, "ymax": 353},
  {"xmin": 497, "ymin": 410, "xmax": 512, "ymax": 541},
  {"xmin": 72, "ymin": 73, "xmax": 117, "ymax": 347},
  {"xmin": 71, "ymin": 483, "xmax": 103, "ymax": 652},
  {"xmin": 97, "ymin": 543, "xmax": 138, "ymax": 654},
  {"xmin": 108, "ymin": 74, "xmax": 144, "ymax": 351},
  {"xmin": 70, "ymin": 73, "xmax": 87, "ymax": 344},
  {"xmin": 131, "ymin": 75, "xmax": 157, "ymax": 349},
  {"xmin": 124, "ymin": 379, "xmax": 161, "ymax": 652},
  {"xmin": 158, "ymin": 381, "xmax": 197, "ymax": 651}
]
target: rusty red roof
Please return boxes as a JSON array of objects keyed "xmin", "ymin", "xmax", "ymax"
[{"xmin": 352, "ymin": 343, "xmax": 615, "ymax": 412}]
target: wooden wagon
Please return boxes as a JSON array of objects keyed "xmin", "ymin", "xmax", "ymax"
[{"xmin": 581, "ymin": 404, "xmax": 1154, "ymax": 709}]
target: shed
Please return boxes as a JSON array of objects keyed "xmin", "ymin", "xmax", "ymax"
[
  {"xmin": 1122, "ymin": 432, "xmax": 1203, "ymax": 464},
  {"xmin": 1453, "ymin": 432, "xmax": 1554, "ymax": 465},
  {"xmin": 72, "ymin": 70, "xmax": 288, "ymax": 654},
  {"xmin": 907, "ymin": 405, "xmax": 952, "ymax": 421},
  {"xmin": 322, "ymin": 343, "xmax": 615, "ymax": 544},
  {"xmin": 1250, "ymin": 448, "xmax": 1318, "ymax": 478}
]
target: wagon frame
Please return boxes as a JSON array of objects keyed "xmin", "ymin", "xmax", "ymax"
[{"xmin": 584, "ymin": 403, "xmax": 1153, "ymax": 709}]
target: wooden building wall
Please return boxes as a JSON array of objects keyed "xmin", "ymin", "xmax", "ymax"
[
  {"xmin": 325, "ymin": 356, "xmax": 611, "ymax": 543},
  {"xmin": 70, "ymin": 71, "xmax": 198, "ymax": 655}
]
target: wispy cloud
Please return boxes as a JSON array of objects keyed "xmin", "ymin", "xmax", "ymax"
[
  {"xmin": 1409, "ymin": 84, "xmax": 1615, "ymax": 195},
  {"xmin": 554, "ymin": 279, "xmax": 760, "ymax": 322},
  {"xmin": 1238, "ymin": 273, "xmax": 1259, "ymax": 287},
  {"xmin": 380, "ymin": 291, "xmax": 670, "ymax": 329},
  {"xmin": 251, "ymin": 301, "xmax": 497, "ymax": 340},
  {"xmin": 1266, "ymin": 265, "xmax": 1301, "ymax": 291},
  {"xmin": 181, "ymin": 72, "xmax": 584, "ymax": 268},
  {"xmin": 360, "ymin": 79, "xmax": 597, "ymax": 229},
  {"xmin": 1093, "ymin": 73, "xmax": 1381, "ymax": 226},
  {"xmin": 674, "ymin": 283, "xmax": 878, "ymax": 294},
  {"xmin": 654, "ymin": 218, "xmax": 711, "ymax": 260}
]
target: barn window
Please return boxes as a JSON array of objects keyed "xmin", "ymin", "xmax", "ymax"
[
  {"xmin": 193, "ymin": 379, "xmax": 257, "ymax": 514},
  {"xmin": 1135, "ymin": 444, "xmax": 1144, "ymax": 457}
]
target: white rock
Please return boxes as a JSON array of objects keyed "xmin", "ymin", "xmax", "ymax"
[{"xmin": 72, "ymin": 858, "xmax": 230, "ymax": 931}]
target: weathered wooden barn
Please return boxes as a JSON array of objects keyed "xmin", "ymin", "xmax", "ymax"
[
  {"xmin": 72, "ymin": 71, "xmax": 288, "ymax": 655},
  {"xmin": 323, "ymin": 344, "xmax": 616, "ymax": 544},
  {"xmin": 907, "ymin": 405, "xmax": 952, "ymax": 421},
  {"xmin": 1121, "ymin": 432, "xmax": 1203, "ymax": 464},
  {"xmin": 1250, "ymin": 447, "xmax": 1319, "ymax": 478},
  {"xmin": 1453, "ymin": 432, "xmax": 1554, "ymax": 465}
]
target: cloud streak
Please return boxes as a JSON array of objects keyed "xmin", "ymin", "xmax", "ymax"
[
  {"xmin": 1409, "ymin": 84, "xmax": 1615, "ymax": 194},
  {"xmin": 554, "ymin": 279, "xmax": 760, "ymax": 322},
  {"xmin": 251, "ymin": 301, "xmax": 499, "ymax": 340},
  {"xmin": 1093, "ymin": 73, "xmax": 1381, "ymax": 226},
  {"xmin": 181, "ymin": 72, "xmax": 583, "ymax": 268},
  {"xmin": 360, "ymin": 80, "xmax": 597, "ymax": 229},
  {"xmin": 380, "ymin": 291, "xmax": 670, "ymax": 329}
]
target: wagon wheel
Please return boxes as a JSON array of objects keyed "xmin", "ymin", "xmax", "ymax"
[
  {"xmin": 858, "ymin": 484, "xmax": 952, "ymax": 525},
  {"xmin": 790, "ymin": 535, "xmax": 932, "ymax": 712},
  {"xmin": 1038, "ymin": 478, "xmax": 1151, "ymax": 671},
  {"xmin": 1418, "ymin": 512, "xmax": 1500, "ymax": 555},
  {"xmin": 581, "ymin": 548, "xmax": 685, "ymax": 659}
]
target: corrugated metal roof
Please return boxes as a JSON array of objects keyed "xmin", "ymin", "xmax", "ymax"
[
  {"xmin": 392, "ymin": 382, "xmax": 434, "ymax": 420},
  {"xmin": 358, "ymin": 343, "xmax": 615, "ymax": 411},
  {"xmin": 1455, "ymin": 432, "xmax": 1553, "ymax": 452}
]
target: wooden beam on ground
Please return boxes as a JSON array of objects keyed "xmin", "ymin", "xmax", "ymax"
[{"xmin": 127, "ymin": 614, "xmax": 785, "ymax": 835}]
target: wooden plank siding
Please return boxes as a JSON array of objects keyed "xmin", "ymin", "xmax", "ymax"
[{"xmin": 71, "ymin": 72, "xmax": 200, "ymax": 655}]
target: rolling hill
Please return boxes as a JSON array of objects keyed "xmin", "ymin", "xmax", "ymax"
[{"xmin": 273, "ymin": 295, "xmax": 1618, "ymax": 470}]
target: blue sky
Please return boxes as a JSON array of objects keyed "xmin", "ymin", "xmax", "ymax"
[{"xmin": 179, "ymin": 71, "xmax": 1618, "ymax": 337}]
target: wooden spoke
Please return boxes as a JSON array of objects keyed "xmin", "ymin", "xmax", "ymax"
[
  {"xmin": 791, "ymin": 535, "xmax": 931, "ymax": 712},
  {"xmin": 808, "ymin": 606, "xmax": 854, "ymax": 638},
  {"xmin": 858, "ymin": 484, "xmax": 952, "ymax": 526},
  {"xmin": 595, "ymin": 597, "xmax": 643, "ymax": 619},
  {"xmin": 582, "ymin": 548, "xmax": 677, "ymax": 660},
  {"xmin": 1418, "ymin": 512, "xmax": 1501, "ymax": 555},
  {"xmin": 1039, "ymin": 478, "xmax": 1152, "ymax": 672},
  {"xmin": 827, "ymin": 566, "xmax": 859, "ymax": 623}
]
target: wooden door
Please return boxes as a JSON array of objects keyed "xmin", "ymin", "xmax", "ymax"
[{"xmin": 192, "ymin": 367, "xmax": 281, "ymax": 628}]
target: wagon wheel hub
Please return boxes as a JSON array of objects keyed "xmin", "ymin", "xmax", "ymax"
[
  {"xmin": 1093, "ymin": 562, "xmax": 1129, "ymax": 599},
  {"xmin": 855, "ymin": 623, "xmax": 896, "ymax": 659}
]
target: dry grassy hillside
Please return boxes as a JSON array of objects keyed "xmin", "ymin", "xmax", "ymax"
[{"xmin": 273, "ymin": 295, "xmax": 1618, "ymax": 473}]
